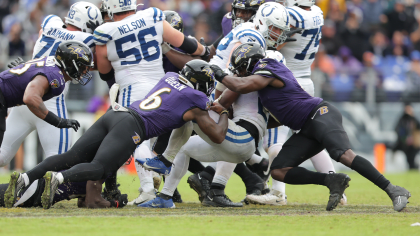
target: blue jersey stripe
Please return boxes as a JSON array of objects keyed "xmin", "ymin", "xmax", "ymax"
[
  {"xmin": 238, "ymin": 33, "xmax": 265, "ymax": 49},
  {"xmin": 268, "ymin": 129, "xmax": 272, "ymax": 147},
  {"xmin": 286, "ymin": 11, "xmax": 290, "ymax": 26},
  {"xmin": 287, "ymin": 11, "xmax": 299, "ymax": 28},
  {"xmin": 56, "ymin": 97, "xmax": 63, "ymax": 154},
  {"xmin": 42, "ymin": 15, "xmax": 55, "ymax": 31},
  {"xmin": 225, "ymin": 135, "xmax": 254, "ymax": 143},
  {"xmin": 236, "ymin": 29, "xmax": 266, "ymax": 48},
  {"xmin": 227, "ymin": 129, "xmax": 250, "ymax": 136},
  {"xmin": 274, "ymin": 127, "xmax": 278, "ymax": 144},
  {"xmin": 61, "ymin": 94, "xmax": 69, "ymax": 152},
  {"xmin": 288, "ymin": 8, "xmax": 305, "ymax": 28},
  {"xmin": 122, "ymin": 88, "xmax": 126, "ymax": 107},
  {"xmin": 127, "ymin": 85, "xmax": 131, "ymax": 106},
  {"xmin": 93, "ymin": 31, "xmax": 113, "ymax": 40},
  {"xmin": 159, "ymin": 9, "xmax": 163, "ymax": 21},
  {"xmin": 93, "ymin": 36, "xmax": 108, "ymax": 44},
  {"xmin": 153, "ymin": 8, "xmax": 157, "ymax": 23},
  {"xmin": 83, "ymin": 36, "xmax": 94, "ymax": 44}
]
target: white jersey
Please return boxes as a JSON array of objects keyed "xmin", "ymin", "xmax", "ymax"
[
  {"xmin": 210, "ymin": 22, "xmax": 267, "ymax": 69},
  {"xmin": 32, "ymin": 15, "xmax": 96, "ymax": 109},
  {"xmin": 93, "ymin": 8, "xmax": 165, "ymax": 91},
  {"xmin": 280, "ymin": 6, "xmax": 324, "ymax": 78}
]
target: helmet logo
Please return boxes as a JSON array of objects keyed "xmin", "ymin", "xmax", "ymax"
[
  {"xmin": 170, "ymin": 15, "xmax": 182, "ymax": 28},
  {"xmin": 202, "ymin": 68, "xmax": 215, "ymax": 82},
  {"xmin": 235, "ymin": 45, "xmax": 252, "ymax": 64},
  {"xmin": 87, "ymin": 7, "xmax": 98, "ymax": 20},
  {"xmin": 250, "ymin": 0, "xmax": 262, "ymax": 6},
  {"xmin": 261, "ymin": 5, "xmax": 275, "ymax": 17},
  {"xmin": 68, "ymin": 46, "xmax": 89, "ymax": 62}
]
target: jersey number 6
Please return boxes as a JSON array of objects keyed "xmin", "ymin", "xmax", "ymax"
[
  {"xmin": 139, "ymin": 87, "xmax": 171, "ymax": 111},
  {"xmin": 115, "ymin": 26, "xmax": 161, "ymax": 65}
]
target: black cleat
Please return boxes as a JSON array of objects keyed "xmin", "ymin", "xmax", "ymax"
[
  {"xmin": 250, "ymin": 158, "xmax": 269, "ymax": 181},
  {"xmin": 101, "ymin": 184, "xmax": 121, "ymax": 201},
  {"xmin": 202, "ymin": 189, "xmax": 243, "ymax": 207},
  {"xmin": 324, "ymin": 172, "xmax": 351, "ymax": 211},
  {"xmin": 172, "ymin": 188, "xmax": 183, "ymax": 203},
  {"xmin": 245, "ymin": 173, "xmax": 264, "ymax": 195},
  {"xmin": 385, "ymin": 184, "xmax": 411, "ymax": 212},
  {"xmin": 187, "ymin": 173, "xmax": 211, "ymax": 202}
]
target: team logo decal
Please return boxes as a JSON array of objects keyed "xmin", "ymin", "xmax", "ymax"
[
  {"xmin": 68, "ymin": 46, "xmax": 90, "ymax": 62},
  {"xmin": 87, "ymin": 7, "xmax": 98, "ymax": 20},
  {"xmin": 206, "ymin": 101, "xmax": 211, "ymax": 110},
  {"xmin": 258, "ymin": 63, "xmax": 267, "ymax": 68},
  {"xmin": 319, "ymin": 106, "xmax": 329, "ymax": 115},
  {"xmin": 202, "ymin": 68, "xmax": 215, "ymax": 82},
  {"xmin": 250, "ymin": 0, "xmax": 264, "ymax": 6},
  {"xmin": 261, "ymin": 5, "xmax": 275, "ymax": 17},
  {"xmin": 50, "ymin": 79, "xmax": 60, "ymax": 88},
  {"xmin": 235, "ymin": 45, "xmax": 252, "ymax": 64},
  {"xmin": 170, "ymin": 15, "xmax": 182, "ymax": 29},
  {"xmin": 235, "ymin": 3, "xmax": 245, "ymax": 7},
  {"xmin": 132, "ymin": 132, "xmax": 141, "ymax": 144}
]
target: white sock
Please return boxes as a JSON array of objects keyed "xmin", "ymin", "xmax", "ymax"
[
  {"xmin": 272, "ymin": 179, "xmax": 286, "ymax": 193},
  {"xmin": 267, "ymin": 143, "xmax": 286, "ymax": 193},
  {"xmin": 134, "ymin": 142, "xmax": 154, "ymax": 192},
  {"xmin": 212, "ymin": 161, "xmax": 236, "ymax": 186},
  {"xmin": 310, "ymin": 149, "xmax": 336, "ymax": 173},
  {"xmin": 21, "ymin": 173, "xmax": 29, "ymax": 186},
  {"xmin": 161, "ymin": 149, "xmax": 190, "ymax": 196},
  {"xmin": 56, "ymin": 172, "xmax": 64, "ymax": 184},
  {"xmin": 246, "ymin": 153, "xmax": 263, "ymax": 166},
  {"xmin": 162, "ymin": 122, "xmax": 193, "ymax": 162}
]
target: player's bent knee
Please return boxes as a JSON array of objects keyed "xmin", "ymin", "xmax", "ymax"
[
  {"xmin": 271, "ymin": 168, "xmax": 289, "ymax": 182},
  {"xmin": 339, "ymin": 149, "xmax": 356, "ymax": 167}
]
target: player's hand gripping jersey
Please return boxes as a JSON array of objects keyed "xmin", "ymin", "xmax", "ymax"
[
  {"xmin": 93, "ymin": 8, "xmax": 165, "ymax": 90},
  {"xmin": 280, "ymin": 6, "xmax": 324, "ymax": 78},
  {"xmin": 210, "ymin": 22, "xmax": 266, "ymax": 69},
  {"xmin": 0, "ymin": 56, "xmax": 66, "ymax": 108}
]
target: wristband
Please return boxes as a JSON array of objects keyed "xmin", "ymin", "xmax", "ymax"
[
  {"xmin": 44, "ymin": 111, "xmax": 62, "ymax": 127},
  {"xmin": 220, "ymin": 110, "xmax": 229, "ymax": 116}
]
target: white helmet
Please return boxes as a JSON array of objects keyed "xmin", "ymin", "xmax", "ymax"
[
  {"xmin": 266, "ymin": 50, "xmax": 286, "ymax": 66},
  {"xmin": 104, "ymin": 0, "xmax": 137, "ymax": 20},
  {"xmin": 65, "ymin": 2, "xmax": 103, "ymax": 34},
  {"xmin": 279, "ymin": 0, "xmax": 315, "ymax": 7},
  {"xmin": 254, "ymin": 2, "xmax": 290, "ymax": 48}
]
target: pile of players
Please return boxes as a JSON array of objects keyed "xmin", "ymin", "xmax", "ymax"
[{"xmin": 0, "ymin": 0, "xmax": 411, "ymax": 212}]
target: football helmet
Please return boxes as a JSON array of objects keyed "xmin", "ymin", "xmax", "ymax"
[
  {"xmin": 65, "ymin": 1, "xmax": 103, "ymax": 34},
  {"xmin": 278, "ymin": 0, "xmax": 315, "ymax": 7},
  {"xmin": 254, "ymin": 2, "xmax": 290, "ymax": 47},
  {"xmin": 164, "ymin": 10, "xmax": 184, "ymax": 32},
  {"xmin": 179, "ymin": 60, "xmax": 215, "ymax": 97},
  {"xmin": 231, "ymin": 0, "xmax": 266, "ymax": 28},
  {"xmin": 230, "ymin": 43, "xmax": 265, "ymax": 76},
  {"xmin": 266, "ymin": 50, "xmax": 286, "ymax": 65},
  {"xmin": 55, "ymin": 40, "xmax": 94, "ymax": 86},
  {"xmin": 104, "ymin": 0, "xmax": 137, "ymax": 20}
]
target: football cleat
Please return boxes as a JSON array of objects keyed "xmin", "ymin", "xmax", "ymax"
[
  {"xmin": 187, "ymin": 173, "xmax": 211, "ymax": 202},
  {"xmin": 246, "ymin": 189, "xmax": 287, "ymax": 206},
  {"xmin": 172, "ymin": 188, "xmax": 183, "ymax": 203},
  {"xmin": 41, "ymin": 172, "xmax": 60, "ymax": 209},
  {"xmin": 340, "ymin": 193, "xmax": 348, "ymax": 205},
  {"xmin": 324, "ymin": 172, "xmax": 351, "ymax": 211},
  {"xmin": 245, "ymin": 173, "xmax": 265, "ymax": 195},
  {"xmin": 138, "ymin": 197, "xmax": 175, "ymax": 208},
  {"xmin": 127, "ymin": 188, "xmax": 156, "ymax": 206},
  {"xmin": 385, "ymin": 184, "xmax": 411, "ymax": 212},
  {"xmin": 4, "ymin": 171, "xmax": 25, "ymax": 208},
  {"xmin": 135, "ymin": 156, "xmax": 172, "ymax": 175},
  {"xmin": 202, "ymin": 189, "xmax": 243, "ymax": 207},
  {"xmin": 250, "ymin": 158, "xmax": 270, "ymax": 181},
  {"xmin": 101, "ymin": 184, "xmax": 122, "ymax": 201}
]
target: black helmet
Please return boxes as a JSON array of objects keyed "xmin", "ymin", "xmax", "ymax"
[
  {"xmin": 230, "ymin": 43, "xmax": 265, "ymax": 76},
  {"xmin": 179, "ymin": 59, "xmax": 215, "ymax": 97},
  {"xmin": 55, "ymin": 40, "xmax": 94, "ymax": 86},
  {"xmin": 231, "ymin": 0, "xmax": 266, "ymax": 28},
  {"xmin": 164, "ymin": 10, "xmax": 184, "ymax": 32}
]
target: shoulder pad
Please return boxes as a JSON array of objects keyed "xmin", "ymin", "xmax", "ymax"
[
  {"xmin": 93, "ymin": 23, "xmax": 115, "ymax": 45},
  {"xmin": 73, "ymin": 31, "xmax": 96, "ymax": 48},
  {"xmin": 150, "ymin": 7, "xmax": 165, "ymax": 23},
  {"xmin": 41, "ymin": 15, "xmax": 64, "ymax": 31}
]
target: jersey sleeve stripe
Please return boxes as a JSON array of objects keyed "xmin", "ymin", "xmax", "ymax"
[
  {"xmin": 238, "ymin": 33, "xmax": 265, "ymax": 48},
  {"xmin": 93, "ymin": 31, "xmax": 112, "ymax": 40},
  {"xmin": 93, "ymin": 36, "xmax": 108, "ymax": 45},
  {"xmin": 42, "ymin": 15, "xmax": 56, "ymax": 31},
  {"xmin": 288, "ymin": 8, "xmax": 305, "ymax": 28},
  {"xmin": 83, "ymin": 36, "xmax": 94, "ymax": 44},
  {"xmin": 153, "ymin": 7, "xmax": 158, "ymax": 23},
  {"xmin": 159, "ymin": 9, "xmax": 163, "ymax": 21},
  {"xmin": 287, "ymin": 11, "xmax": 300, "ymax": 28}
]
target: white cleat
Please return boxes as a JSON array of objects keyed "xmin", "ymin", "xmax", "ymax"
[
  {"xmin": 127, "ymin": 188, "xmax": 156, "ymax": 206},
  {"xmin": 340, "ymin": 193, "xmax": 347, "ymax": 205},
  {"xmin": 246, "ymin": 189, "xmax": 287, "ymax": 206}
]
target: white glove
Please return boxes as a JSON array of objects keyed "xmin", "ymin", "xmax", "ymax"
[
  {"xmin": 161, "ymin": 42, "xmax": 172, "ymax": 54},
  {"xmin": 109, "ymin": 84, "xmax": 128, "ymax": 112}
]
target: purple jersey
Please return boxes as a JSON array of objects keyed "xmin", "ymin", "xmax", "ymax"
[
  {"xmin": 0, "ymin": 56, "xmax": 65, "ymax": 107},
  {"xmin": 222, "ymin": 13, "xmax": 233, "ymax": 36},
  {"xmin": 254, "ymin": 58, "xmax": 322, "ymax": 130},
  {"xmin": 129, "ymin": 72, "xmax": 210, "ymax": 139}
]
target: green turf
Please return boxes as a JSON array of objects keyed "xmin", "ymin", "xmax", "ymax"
[{"xmin": 0, "ymin": 171, "xmax": 418, "ymax": 236}]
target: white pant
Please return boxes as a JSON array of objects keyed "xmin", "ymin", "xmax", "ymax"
[
  {"xmin": 0, "ymin": 94, "xmax": 71, "ymax": 167},
  {"xmin": 118, "ymin": 83, "xmax": 156, "ymax": 107}
]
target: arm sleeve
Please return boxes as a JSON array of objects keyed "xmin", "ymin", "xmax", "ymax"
[
  {"xmin": 162, "ymin": 121, "xmax": 193, "ymax": 162},
  {"xmin": 83, "ymin": 36, "xmax": 96, "ymax": 48},
  {"xmin": 93, "ymin": 26, "xmax": 113, "ymax": 46}
]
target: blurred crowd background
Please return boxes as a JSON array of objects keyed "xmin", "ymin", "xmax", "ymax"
[{"xmin": 0, "ymin": 0, "xmax": 420, "ymax": 172}]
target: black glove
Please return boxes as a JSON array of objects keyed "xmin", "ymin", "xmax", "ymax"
[
  {"xmin": 101, "ymin": 184, "xmax": 122, "ymax": 201},
  {"xmin": 210, "ymin": 64, "xmax": 228, "ymax": 83},
  {"xmin": 285, "ymin": 28, "xmax": 303, "ymax": 42},
  {"xmin": 116, "ymin": 194, "xmax": 128, "ymax": 208},
  {"xmin": 86, "ymin": 20, "xmax": 101, "ymax": 33},
  {"xmin": 8, "ymin": 57, "xmax": 25, "ymax": 68},
  {"xmin": 57, "ymin": 118, "xmax": 81, "ymax": 131},
  {"xmin": 200, "ymin": 37, "xmax": 211, "ymax": 61}
]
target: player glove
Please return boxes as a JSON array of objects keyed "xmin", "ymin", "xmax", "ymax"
[
  {"xmin": 7, "ymin": 57, "xmax": 25, "ymax": 68},
  {"xmin": 109, "ymin": 194, "xmax": 128, "ymax": 208},
  {"xmin": 285, "ymin": 28, "xmax": 303, "ymax": 42},
  {"xmin": 86, "ymin": 20, "xmax": 101, "ymax": 33},
  {"xmin": 44, "ymin": 111, "xmax": 81, "ymax": 131},
  {"xmin": 200, "ymin": 37, "xmax": 211, "ymax": 61},
  {"xmin": 161, "ymin": 42, "xmax": 172, "ymax": 54},
  {"xmin": 210, "ymin": 65, "xmax": 228, "ymax": 83}
]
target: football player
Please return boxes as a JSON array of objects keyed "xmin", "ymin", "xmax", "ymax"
[
  {"xmin": 0, "ymin": 2, "xmax": 103, "ymax": 168},
  {"xmin": 93, "ymin": 0, "xmax": 209, "ymax": 206},
  {"xmin": 211, "ymin": 42, "xmax": 411, "ymax": 212}
]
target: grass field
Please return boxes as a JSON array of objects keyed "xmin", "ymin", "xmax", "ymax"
[{"xmin": 0, "ymin": 171, "xmax": 419, "ymax": 236}]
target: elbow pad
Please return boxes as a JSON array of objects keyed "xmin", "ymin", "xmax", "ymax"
[
  {"xmin": 99, "ymin": 68, "xmax": 115, "ymax": 82},
  {"xmin": 179, "ymin": 35, "xmax": 198, "ymax": 54}
]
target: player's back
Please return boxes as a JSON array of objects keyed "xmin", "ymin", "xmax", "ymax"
[
  {"xmin": 94, "ymin": 8, "xmax": 165, "ymax": 89},
  {"xmin": 280, "ymin": 6, "xmax": 323, "ymax": 78},
  {"xmin": 129, "ymin": 72, "xmax": 209, "ymax": 140},
  {"xmin": 210, "ymin": 22, "xmax": 266, "ymax": 69},
  {"xmin": 0, "ymin": 56, "xmax": 65, "ymax": 108}
]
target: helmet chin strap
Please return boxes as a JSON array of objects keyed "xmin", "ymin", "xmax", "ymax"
[{"xmin": 178, "ymin": 74, "xmax": 195, "ymax": 89}]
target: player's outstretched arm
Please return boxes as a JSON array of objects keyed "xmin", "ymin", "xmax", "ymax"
[
  {"xmin": 184, "ymin": 103, "xmax": 229, "ymax": 144},
  {"xmin": 164, "ymin": 49, "xmax": 201, "ymax": 69},
  {"xmin": 217, "ymin": 88, "xmax": 240, "ymax": 109},
  {"xmin": 24, "ymin": 75, "xmax": 80, "ymax": 131}
]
